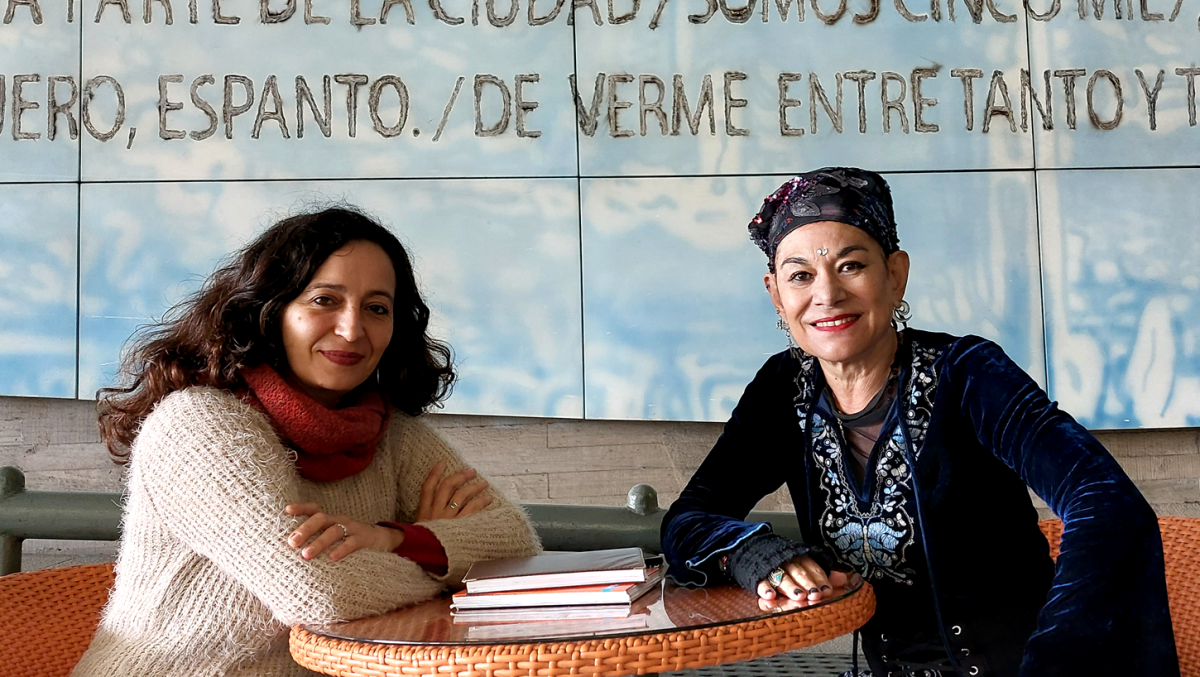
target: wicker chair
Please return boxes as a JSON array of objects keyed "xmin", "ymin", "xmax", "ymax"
[
  {"xmin": 1040, "ymin": 517, "xmax": 1199, "ymax": 677},
  {"xmin": 0, "ymin": 563, "xmax": 115, "ymax": 677}
]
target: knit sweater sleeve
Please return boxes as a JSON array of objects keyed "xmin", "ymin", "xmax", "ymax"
[
  {"xmin": 389, "ymin": 416, "xmax": 542, "ymax": 585},
  {"xmin": 134, "ymin": 388, "xmax": 444, "ymax": 627}
]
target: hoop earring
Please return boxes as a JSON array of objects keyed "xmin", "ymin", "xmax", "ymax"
[
  {"xmin": 892, "ymin": 300, "xmax": 912, "ymax": 331},
  {"xmin": 776, "ymin": 315, "xmax": 798, "ymax": 349}
]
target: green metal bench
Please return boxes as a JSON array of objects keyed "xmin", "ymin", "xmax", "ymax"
[{"xmin": 0, "ymin": 466, "xmax": 802, "ymax": 575}]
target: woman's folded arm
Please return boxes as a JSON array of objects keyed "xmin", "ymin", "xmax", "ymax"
[
  {"xmin": 138, "ymin": 388, "xmax": 444, "ymax": 627},
  {"xmin": 392, "ymin": 416, "xmax": 542, "ymax": 585}
]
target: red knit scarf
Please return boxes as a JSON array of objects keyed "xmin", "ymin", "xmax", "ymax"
[{"xmin": 240, "ymin": 365, "xmax": 391, "ymax": 482}]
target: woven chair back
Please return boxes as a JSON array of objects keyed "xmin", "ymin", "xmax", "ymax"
[
  {"xmin": 0, "ymin": 563, "xmax": 116, "ymax": 677},
  {"xmin": 1040, "ymin": 517, "xmax": 1199, "ymax": 677}
]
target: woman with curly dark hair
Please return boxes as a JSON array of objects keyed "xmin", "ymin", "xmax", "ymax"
[{"xmin": 73, "ymin": 207, "xmax": 540, "ymax": 677}]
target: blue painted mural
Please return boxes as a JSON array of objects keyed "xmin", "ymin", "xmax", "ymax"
[
  {"xmin": 581, "ymin": 171, "xmax": 1043, "ymax": 421},
  {"xmin": 0, "ymin": 184, "xmax": 78, "ymax": 398},
  {"xmin": 1, "ymin": 2, "xmax": 1197, "ymax": 427},
  {"xmin": 1040, "ymin": 169, "xmax": 1200, "ymax": 428},
  {"xmin": 78, "ymin": 180, "xmax": 583, "ymax": 416}
]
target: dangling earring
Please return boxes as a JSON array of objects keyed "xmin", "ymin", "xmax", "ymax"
[
  {"xmin": 892, "ymin": 300, "xmax": 912, "ymax": 331},
  {"xmin": 776, "ymin": 315, "xmax": 798, "ymax": 349}
]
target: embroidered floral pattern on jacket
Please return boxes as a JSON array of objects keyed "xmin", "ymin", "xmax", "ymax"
[
  {"xmin": 811, "ymin": 415, "xmax": 916, "ymax": 583},
  {"xmin": 792, "ymin": 347, "xmax": 817, "ymax": 425},
  {"xmin": 906, "ymin": 343, "xmax": 939, "ymax": 452},
  {"xmin": 794, "ymin": 336, "xmax": 944, "ymax": 585}
]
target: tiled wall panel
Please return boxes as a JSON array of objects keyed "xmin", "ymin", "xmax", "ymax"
[
  {"xmin": 581, "ymin": 171, "xmax": 1044, "ymax": 421},
  {"xmin": 1039, "ymin": 168, "xmax": 1200, "ymax": 429},
  {"xmin": 0, "ymin": 16, "xmax": 80, "ymax": 181},
  {"xmin": 78, "ymin": 179, "xmax": 584, "ymax": 416},
  {"xmin": 80, "ymin": 11, "xmax": 577, "ymax": 180},
  {"xmin": 575, "ymin": 7, "xmax": 1033, "ymax": 176},
  {"xmin": 580, "ymin": 176, "xmax": 783, "ymax": 421},
  {"xmin": 1029, "ymin": 12, "xmax": 1200, "ymax": 168},
  {"xmin": 0, "ymin": 184, "xmax": 78, "ymax": 397},
  {"xmin": 894, "ymin": 171, "xmax": 1045, "ymax": 380}
]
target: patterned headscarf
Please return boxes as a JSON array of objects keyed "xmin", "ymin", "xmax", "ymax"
[{"xmin": 748, "ymin": 167, "xmax": 898, "ymax": 271}]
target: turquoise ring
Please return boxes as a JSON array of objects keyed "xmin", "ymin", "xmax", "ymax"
[{"xmin": 767, "ymin": 567, "xmax": 786, "ymax": 587}]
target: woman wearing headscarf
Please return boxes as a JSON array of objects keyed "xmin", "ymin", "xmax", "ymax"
[
  {"xmin": 660, "ymin": 168, "xmax": 1179, "ymax": 676},
  {"xmin": 73, "ymin": 207, "xmax": 540, "ymax": 676}
]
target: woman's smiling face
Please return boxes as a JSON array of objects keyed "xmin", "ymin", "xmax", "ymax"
[
  {"xmin": 765, "ymin": 220, "xmax": 909, "ymax": 367},
  {"xmin": 280, "ymin": 240, "xmax": 397, "ymax": 407}
]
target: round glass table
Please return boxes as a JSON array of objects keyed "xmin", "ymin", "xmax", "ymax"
[{"xmin": 290, "ymin": 579, "xmax": 875, "ymax": 677}]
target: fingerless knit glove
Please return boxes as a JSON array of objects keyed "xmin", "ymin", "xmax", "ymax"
[{"xmin": 727, "ymin": 533, "xmax": 811, "ymax": 592}]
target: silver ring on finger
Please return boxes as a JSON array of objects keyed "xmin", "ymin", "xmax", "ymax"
[
  {"xmin": 768, "ymin": 567, "xmax": 786, "ymax": 587},
  {"xmin": 335, "ymin": 523, "xmax": 349, "ymax": 540},
  {"xmin": 448, "ymin": 501, "xmax": 459, "ymax": 510}
]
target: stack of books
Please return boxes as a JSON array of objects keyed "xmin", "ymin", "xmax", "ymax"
[{"xmin": 450, "ymin": 547, "xmax": 666, "ymax": 624}]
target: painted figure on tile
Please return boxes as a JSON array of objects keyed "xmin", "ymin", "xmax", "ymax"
[
  {"xmin": 73, "ymin": 207, "xmax": 540, "ymax": 677},
  {"xmin": 661, "ymin": 168, "xmax": 1180, "ymax": 677}
]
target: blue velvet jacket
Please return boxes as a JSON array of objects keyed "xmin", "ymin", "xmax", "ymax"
[{"xmin": 661, "ymin": 330, "xmax": 1179, "ymax": 677}]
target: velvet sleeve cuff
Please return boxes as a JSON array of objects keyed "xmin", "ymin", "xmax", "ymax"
[
  {"xmin": 671, "ymin": 520, "xmax": 771, "ymax": 586},
  {"xmin": 727, "ymin": 533, "xmax": 814, "ymax": 593}
]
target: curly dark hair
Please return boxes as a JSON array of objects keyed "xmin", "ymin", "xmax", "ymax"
[{"xmin": 97, "ymin": 206, "xmax": 456, "ymax": 463}]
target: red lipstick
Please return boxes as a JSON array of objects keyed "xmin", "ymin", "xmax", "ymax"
[
  {"xmin": 320, "ymin": 350, "xmax": 365, "ymax": 366},
  {"xmin": 811, "ymin": 314, "xmax": 860, "ymax": 332}
]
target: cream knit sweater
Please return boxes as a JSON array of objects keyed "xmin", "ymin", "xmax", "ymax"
[{"xmin": 71, "ymin": 387, "xmax": 541, "ymax": 677}]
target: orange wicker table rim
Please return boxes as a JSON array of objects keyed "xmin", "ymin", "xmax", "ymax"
[{"xmin": 290, "ymin": 580, "xmax": 876, "ymax": 677}]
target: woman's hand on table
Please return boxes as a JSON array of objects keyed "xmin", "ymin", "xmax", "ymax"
[
  {"xmin": 285, "ymin": 503, "xmax": 405, "ymax": 562},
  {"xmin": 417, "ymin": 460, "xmax": 492, "ymax": 521},
  {"xmin": 756, "ymin": 555, "xmax": 858, "ymax": 603}
]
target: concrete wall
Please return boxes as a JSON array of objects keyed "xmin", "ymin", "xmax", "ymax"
[{"xmin": 3, "ymin": 395, "xmax": 1197, "ymax": 570}]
